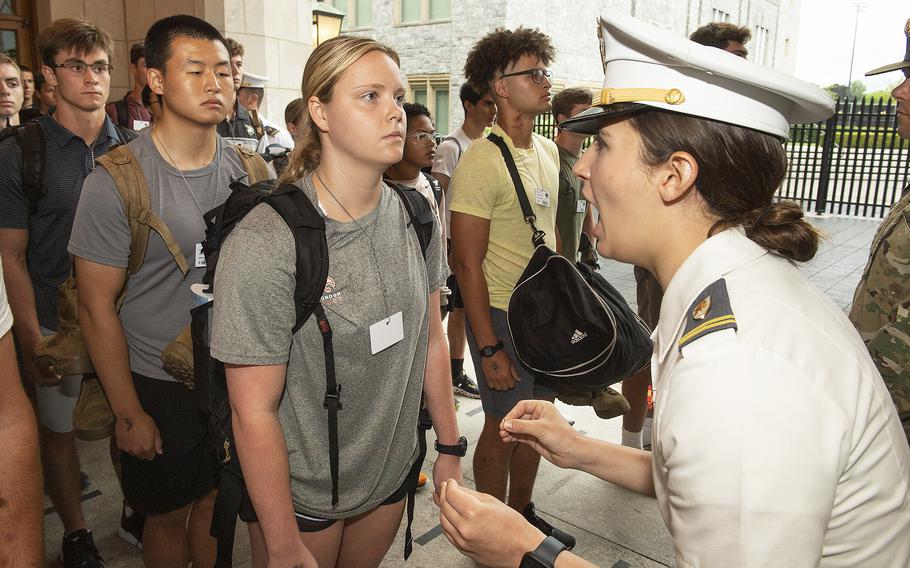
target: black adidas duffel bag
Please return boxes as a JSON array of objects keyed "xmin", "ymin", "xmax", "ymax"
[{"xmin": 487, "ymin": 133, "xmax": 652, "ymax": 390}]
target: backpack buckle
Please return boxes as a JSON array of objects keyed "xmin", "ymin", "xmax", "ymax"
[{"xmin": 323, "ymin": 385, "xmax": 342, "ymax": 410}]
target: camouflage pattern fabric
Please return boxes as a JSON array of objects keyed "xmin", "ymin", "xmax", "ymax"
[{"xmin": 849, "ymin": 185, "xmax": 910, "ymax": 446}]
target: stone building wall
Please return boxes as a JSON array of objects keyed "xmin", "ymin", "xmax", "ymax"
[{"xmin": 347, "ymin": 0, "xmax": 801, "ymax": 135}]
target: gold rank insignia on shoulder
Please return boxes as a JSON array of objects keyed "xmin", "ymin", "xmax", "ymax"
[{"xmin": 678, "ymin": 278, "xmax": 737, "ymax": 352}]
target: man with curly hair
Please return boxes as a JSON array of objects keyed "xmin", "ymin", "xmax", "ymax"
[{"xmin": 449, "ymin": 28, "xmax": 575, "ymax": 549}]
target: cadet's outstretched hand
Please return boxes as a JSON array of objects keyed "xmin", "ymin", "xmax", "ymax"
[{"xmin": 500, "ymin": 400, "xmax": 583, "ymax": 469}]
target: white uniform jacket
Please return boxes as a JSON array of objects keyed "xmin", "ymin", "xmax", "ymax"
[
  {"xmin": 651, "ymin": 228, "xmax": 910, "ymax": 568},
  {"xmin": 256, "ymin": 114, "xmax": 295, "ymax": 154}
]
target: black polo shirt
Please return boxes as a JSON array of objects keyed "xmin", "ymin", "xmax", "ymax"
[{"xmin": 0, "ymin": 114, "xmax": 124, "ymax": 330}]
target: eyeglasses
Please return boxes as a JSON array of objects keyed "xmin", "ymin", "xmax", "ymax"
[
  {"xmin": 407, "ymin": 132, "xmax": 437, "ymax": 147},
  {"xmin": 52, "ymin": 61, "xmax": 114, "ymax": 75},
  {"xmin": 500, "ymin": 68, "xmax": 552, "ymax": 85}
]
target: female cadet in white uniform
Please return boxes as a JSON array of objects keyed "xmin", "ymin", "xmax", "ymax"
[{"xmin": 436, "ymin": 13, "xmax": 910, "ymax": 568}]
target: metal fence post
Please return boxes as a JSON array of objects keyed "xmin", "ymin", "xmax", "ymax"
[{"xmin": 815, "ymin": 101, "xmax": 840, "ymax": 215}]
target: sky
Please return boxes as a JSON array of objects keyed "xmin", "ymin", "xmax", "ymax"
[{"xmin": 795, "ymin": 0, "xmax": 907, "ymax": 93}]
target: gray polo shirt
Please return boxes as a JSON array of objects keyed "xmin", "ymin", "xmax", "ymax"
[
  {"xmin": 210, "ymin": 173, "xmax": 447, "ymax": 518},
  {"xmin": 68, "ymin": 129, "xmax": 251, "ymax": 380},
  {"xmin": 0, "ymin": 115, "xmax": 124, "ymax": 330}
]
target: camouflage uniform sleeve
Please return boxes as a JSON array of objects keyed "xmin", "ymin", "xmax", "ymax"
[
  {"xmin": 862, "ymin": 308, "xmax": 910, "ymax": 444},
  {"xmin": 850, "ymin": 197, "xmax": 910, "ymax": 445}
]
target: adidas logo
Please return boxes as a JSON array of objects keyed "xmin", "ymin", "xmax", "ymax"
[{"xmin": 570, "ymin": 329, "xmax": 587, "ymax": 344}]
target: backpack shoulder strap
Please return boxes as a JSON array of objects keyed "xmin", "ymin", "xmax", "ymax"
[
  {"xmin": 232, "ymin": 144, "xmax": 270, "ymax": 185},
  {"xmin": 263, "ymin": 185, "xmax": 341, "ymax": 505},
  {"xmin": 442, "ymin": 136, "xmax": 462, "ymax": 161},
  {"xmin": 423, "ymin": 172, "xmax": 444, "ymax": 207},
  {"xmin": 263, "ymin": 185, "xmax": 328, "ymax": 332},
  {"xmin": 18, "ymin": 122, "xmax": 46, "ymax": 215},
  {"xmin": 96, "ymin": 145, "xmax": 189, "ymax": 277},
  {"xmin": 115, "ymin": 97, "xmax": 129, "ymax": 128},
  {"xmin": 388, "ymin": 183, "xmax": 435, "ymax": 259},
  {"xmin": 115, "ymin": 124, "xmax": 138, "ymax": 146}
]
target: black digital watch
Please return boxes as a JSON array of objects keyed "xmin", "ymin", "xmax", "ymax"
[
  {"xmin": 434, "ymin": 435, "xmax": 468, "ymax": 457},
  {"xmin": 479, "ymin": 339, "xmax": 504, "ymax": 358},
  {"xmin": 519, "ymin": 536, "xmax": 567, "ymax": 568}
]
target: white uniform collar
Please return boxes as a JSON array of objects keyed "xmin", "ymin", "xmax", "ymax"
[{"xmin": 655, "ymin": 228, "xmax": 767, "ymax": 362}]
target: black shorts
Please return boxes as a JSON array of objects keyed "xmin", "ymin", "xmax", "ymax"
[
  {"xmin": 239, "ymin": 454, "xmax": 421, "ymax": 532},
  {"xmin": 120, "ymin": 373, "xmax": 220, "ymax": 515},
  {"xmin": 444, "ymin": 273, "xmax": 464, "ymax": 312}
]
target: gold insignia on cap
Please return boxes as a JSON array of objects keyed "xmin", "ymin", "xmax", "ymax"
[
  {"xmin": 692, "ymin": 296, "xmax": 711, "ymax": 320},
  {"xmin": 595, "ymin": 87, "xmax": 686, "ymax": 106},
  {"xmin": 665, "ymin": 88, "xmax": 685, "ymax": 105}
]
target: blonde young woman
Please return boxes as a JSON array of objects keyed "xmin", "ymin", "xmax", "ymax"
[{"xmin": 210, "ymin": 36, "xmax": 463, "ymax": 568}]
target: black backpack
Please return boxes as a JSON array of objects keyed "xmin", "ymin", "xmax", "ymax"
[
  {"xmin": 486, "ymin": 133, "xmax": 653, "ymax": 390},
  {"xmin": 0, "ymin": 120, "xmax": 137, "ymax": 214},
  {"xmin": 192, "ymin": 179, "xmax": 436, "ymax": 566}
]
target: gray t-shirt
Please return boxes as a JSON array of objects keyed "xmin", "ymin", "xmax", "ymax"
[
  {"xmin": 68, "ymin": 129, "xmax": 249, "ymax": 380},
  {"xmin": 210, "ymin": 174, "xmax": 447, "ymax": 519}
]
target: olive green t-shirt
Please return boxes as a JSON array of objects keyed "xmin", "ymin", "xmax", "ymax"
[
  {"xmin": 210, "ymin": 174, "xmax": 447, "ymax": 518},
  {"xmin": 555, "ymin": 145, "xmax": 585, "ymax": 262}
]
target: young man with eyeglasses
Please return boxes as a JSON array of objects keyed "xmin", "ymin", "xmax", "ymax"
[
  {"xmin": 0, "ymin": 18, "xmax": 130, "ymax": 567},
  {"xmin": 386, "ymin": 102, "xmax": 445, "ymax": 240},
  {"xmin": 69, "ymin": 15, "xmax": 269, "ymax": 566},
  {"xmin": 448, "ymin": 28, "xmax": 575, "ymax": 548}
]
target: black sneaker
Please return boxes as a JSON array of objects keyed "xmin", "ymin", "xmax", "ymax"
[
  {"xmin": 118, "ymin": 507, "xmax": 144, "ymax": 550},
  {"xmin": 62, "ymin": 528, "xmax": 105, "ymax": 568},
  {"xmin": 453, "ymin": 370, "xmax": 481, "ymax": 399},
  {"xmin": 522, "ymin": 502, "xmax": 576, "ymax": 550}
]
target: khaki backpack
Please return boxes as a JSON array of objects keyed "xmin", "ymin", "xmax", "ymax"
[{"xmin": 33, "ymin": 143, "xmax": 271, "ymax": 378}]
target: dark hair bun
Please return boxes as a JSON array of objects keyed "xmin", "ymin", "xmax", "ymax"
[{"xmin": 746, "ymin": 201, "xmax": 820, "ymax": 262}]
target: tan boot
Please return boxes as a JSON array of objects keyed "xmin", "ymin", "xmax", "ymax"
[
  {"xmin": 33, "ymin": 276, "xmax": 94, "ymax": 376},
  {"xmin": 556, "ymin": 388, "xmax": 594, "ymax": 407},
  {"xmin": 73, "ymin": 376, "xmax": 115, "ymax": 441},
  {"xmin": 161, "ymin": 324, "xmax": 195, "ymax": 390},
  {"xmin": 591, "ymin": 387, "xmax": 631, "ymax": 420}
]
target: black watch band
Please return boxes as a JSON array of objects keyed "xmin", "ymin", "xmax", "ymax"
[
  {"xmin": 479, "ymin": 339, "xmax": 504, "ymax": 358},
  {"xmin": 434, "ymin": 435, "xmax": 467, "ymax": 457},
  {"xmin": 519, "ymin": 536, "xmax": 567, "ymax": 568}
]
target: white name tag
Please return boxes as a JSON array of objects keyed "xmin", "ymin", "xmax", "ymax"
[
  {"xmin": 369, "ymin": 311, "xmax": 404, "ymax": 355},
  {"xmin": 576, "ymin": 199, "xmax": 587, "ymax": 214},
  {"xmin": 132, "ymin": 120, "xmax": 150, "ymax": 130},
  {"xmin": 195, "ymin": 243, "xmax": 206, "ymax": 268},
  {"xmin": 535, "ymin": 188, "xmax": 550, "ymax": 207}
]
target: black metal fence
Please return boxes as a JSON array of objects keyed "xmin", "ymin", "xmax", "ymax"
[
  {"xmin": 534, "ymin": 98, "xmax": 910, "ymax": 218},
  {"xmin": 782, "ymin": 97, "xmax": 910, "ymax": 218}
]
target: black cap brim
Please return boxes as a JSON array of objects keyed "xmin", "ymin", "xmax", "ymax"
[
  {"xmin": 866, "ymin": 59, "xmax": 910, "ymax": 77},
  {"xmin": 559, "ymin": 102, "xmax": 650, "ymax": 135}
]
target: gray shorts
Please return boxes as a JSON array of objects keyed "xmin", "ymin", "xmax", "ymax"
[{"xmin": 466, "ymin": 307, "xmax": 556, "ymax": 419}]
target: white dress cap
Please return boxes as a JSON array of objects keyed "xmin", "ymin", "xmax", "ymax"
[
  {"xmin": 240, "ymin": 71, "xmax": 269, "ymax": 89},
  {"xmin": 561, "ymin": 13, "xmax": 834, "ymax": 140}
]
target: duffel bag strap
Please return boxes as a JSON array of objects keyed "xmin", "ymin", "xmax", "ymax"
[{"xmin": 487, "ymin": 133, "xmax": 546, "ymax": 247}]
